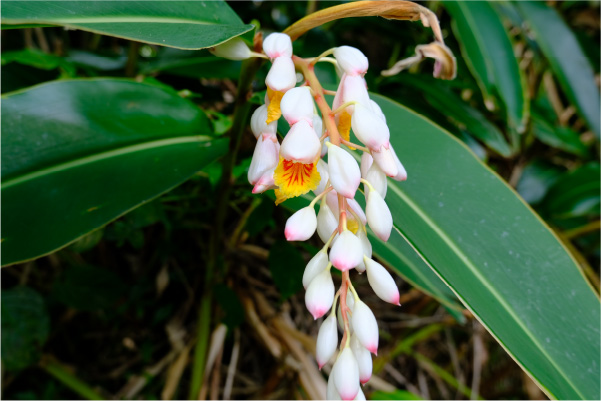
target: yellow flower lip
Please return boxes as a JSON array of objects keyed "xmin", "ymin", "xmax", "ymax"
[{"xmin": 273, "ymin": 157, "xmax": 321, "ymax": 205}]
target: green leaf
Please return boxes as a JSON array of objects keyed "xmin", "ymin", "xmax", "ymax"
[
  {"xmin": 1, "ymin": 286, "xmax": 50, "ymax": 371},
  {"xmin": 1, "ymin": 48, "xmax": 77, "ymax": 77},
  {"xmin": 139, "ymin": 49, "xmax": 243, "ymax": 80},
  {"xmin": 446, "ymin": 1, "xmax": 528, "ymax": 133},
  {"xmin": 1, "ymin": 0, "xmax": 253, "ymax": 50},
  {"xmin": 515, "ymin": 1, "xmax": 601, "ymax": 138},
  {"xmin": 268, "ymin": 240, "xmax": 305, "ymax": 300},
  {"xmin": 516, "ymin": 160, "xmax": 563, "ymax": 205},
  {"xmin": 531, "ymin": 112, "xmax": 588, "ymax": 156},
  {"xmin": 1, "ymin": 79, "xmax": 228, "ymax": 266},
  {"xmin": 371, "ymin": 93, "xmax": 600, "ymax": 400}
]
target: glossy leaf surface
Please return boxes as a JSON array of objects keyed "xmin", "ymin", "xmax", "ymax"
[
  {"xmin": 2, "ymin": 79, "xmax": 227, "ymax": 265},
  {"xmin": 1, "ymin": 1, "xmax": 253, "ymax": 50}
]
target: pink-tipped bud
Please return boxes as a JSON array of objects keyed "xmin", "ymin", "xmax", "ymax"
[
  {"xmin": 333, "ymin": 46, "xmax": 368, "ymax": 76},
  {"xmin": 355, "ymin": 229, "xmax": 372, "ymax": 274},
  {"xmin": 211, "ymin": 37, "xmax": 251, "ymax": 60},
  {"xmin": 250, "ymin": 105, "xmax": 277, "ymax": 139},
  {"xmin": 302, "ymin": 250, "xmax": 329, "ymax": 289},
  {"xmin": 355, "ymin": 388, "xmax": 367, "ymax": 400},
  {"xmin": 360, "ymin": 152, "xmax": 373, "ymax": 179},
  {"xmin": 326, "ymin": 143, "xmax": 361, "ymax": 198},
  {"xmin": 327, "ymin": 370, "xmax": 342, "ymax": 400},
  {"xmin": 364, "ymin": 257, "xmax": 400, "ymax": 305},
  {"xmin": 365, "ymin": 190, "xmax": 393, "ymax": 242},
  {"xmin": 305, "ymin": 269, "xmax": 334, "ymax": 320},
  {"xmin": 252, "ymin": 170, "xmax": 275, "ymax": 193},
  {"xmin": 317, "ymin": 201, "xmax": 338, "ymax": 245},
  {"xmin": 351, "ymin": 103, "xmax": 390, "ymax": 151},
  {"xmin": 285, "ymin": 206, "xmax": 317, "ymax": 241},
  {"xmin": 248, "ymin": 133, "xmax": 279, "ymax": 185},
  {"xmin": 369, "ymin": 100, "xmax": 386, "ymax": 123},
  {"xmin": 330, "ymin": 230, "xmax": 363, "ymax": 271},
  {"xmin": 333, "ymin": 347, "xmax": 361, "ymax": 400},
  {"xmin": 351, "ymin": 300, "xmax": 379, "ymax": 355},
  {"xmin": 266, "ymin": 56, "xmax": 296, "ymax": 92},
  {"xmin": 316, "ymin": 314, "xmax": 338, "ymax": 369},
  {"xmin": 280, "ymin": 119, "xmax": 321, "ymax": 164},
  {"xmin": 350, "ymin": 334, "xmax": 373, "ymax": 385},
  {"xmin": 263, "ymin": 33, "xmax": 292, "ymax": 59},
  {"xmin": 364, "ymin": 163, "xmax": 387, "ymax": 199},
  {"xmin": 281, "ymin": 87, "xmax": 314, "ymax": 126},
  {"xmin": 341, "ymin": 75, "xmax": 370, "ymax": 113},
  {"xmin": 371, "ymin": 145, "xmax": 398, "ymax": 178},
  {"xmin": 314, "ymin": 160, "xmax": 330, "ymax": 196},
  {"xmin": 390, "ymin": 146, "xmax": 408, "ymax": 182}
]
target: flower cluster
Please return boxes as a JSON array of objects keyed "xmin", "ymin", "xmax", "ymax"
[{"xmin": 213, "ymin": 33, "xmax": 407, "ymax": 400}]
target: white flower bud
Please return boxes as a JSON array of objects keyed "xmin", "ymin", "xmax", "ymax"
[
  {"xmin": 326, "ymin": 143, "xmax": 361, "ymax": 198},
  {"xmin": 266, "ymin": 56, "xmax": 296, "ymax": 92},
  {"xmin": 341, "ymin": 75, "xmax": 370, "ymax": 113},
  {"xmin": 360, "ymin": 152, "xmax": 373, "ymax": 179},
  {"xmin": 330, "ymin": 230, "xmax": 363, "ymax": 271},
  {"xmin": 333, "ymin": 347, "xmax": 360, "ymax": 401},
  {"xmin": 351, "ymin": 300, "xmax": 379, "ymax": 354},
  {"xmin": 347, "ymin": 198, "xmax": 367, "ymax": 225},
  {"xmin": 252, "ymin": 170, "xmax": 275, "ymax": 194},
  {"xmin": 350, "ymin": 334, "xmax": 373, "ymax": 385},
  {"xmin": 371, "ymin": 145, "xmax": 398, "ymax": 177},
  {"xmin": 285, "ymin": 206, "xmax": 317, "ymax": 241},
  {"xmin": 365, "ymin": 257, "xmax": 400, "ymax": 305},
  {"xmin": 250, "ymin": 105, "xmax": 277, "ymax": 139},
  {"xmin": 317, "ymin": 201, "xmax": 338, "ymax": 245},
  {"xmin": 327, "ymin": 370, "xmax": 342, "ymax": 400},
  {"xmin": 334, "ymin": 46, "xmax": 368, "ymax": 76},
  {"xmin": 305, "ymin": 269, "xmax": 335, "ymax": 320},
  {"xmin": 369, "ymin": 99, "xmax": 386, "ymax": 123},
  {"xmin": 316, "ymin": 314, "xmax": 338, "ymax": 369},
  {"xmin": 355, "ymin": 388, "xmax": 366, "ymax": 400},
  {"xmin": 351, "ymin": 103, "xmax": 390, "ymax": 151},
  {"xmin": 390, "ymin": 146, "xmax": 408, "ymax": 182},
  {"xmin": 263, "ymin": 33, "xmax": 292, "ymax": 59},
  {"xmin": 314, "ymin": 159, "xmax": 330, "ymax": 195},
  {"xmin": 326, "ymin": 190, "xmax": 340, "ymax": 216},
  {"xmin": 211, "ymin": 37, "xmax": 251, "ymax": 60},
  {"xmin": 280, "ymin": 119, "xmax": 321, "ymax": 163},
  {"xmin": 355, "ymin": 229, "xmax": 372, "ymax": 273},
  {"xmin": 312, "ymin": 114, "xmax": 328, "ymax": 157},
  {"xmin": 303, "ymin": 250, "xmax": 328, "ymax": 289},
  {"xmin": 366, "ymin": 189, "xmax": 393, "ymax": 242},
  {"xmin": 364, "ymin": 162, "xmax": 387, "ymax": 198},
  {"xmin": 248, "ymin": 133, "xmax": 279, "ymax": 185},
  {"xmin": 281, "ymin": 87, "xmax": 314, "ymax": 126}
]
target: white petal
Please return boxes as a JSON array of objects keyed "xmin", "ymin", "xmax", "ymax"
[
  {"xmin": 252, "ymin": 170, "xmax": 276, "ymax": 193},
  {"xmin": 279, "ymin": 120, "xmax": 321, "ymax": 163},
  {"xmin": 390, "ymin": 146, "xmax": 408, "ymax": 182},
  {"xmin": 314, "ymin": 159, "xmax": 330, "ymax": 196},
  {"xmin": 354, "ymin": 388, "xmax": 366, "ymax": 401},
  {"xmin": 355, "ymin": 229, "xmax": 372, "ymax": 274},
  {"xmin": 302, "ymin": 250, "xmax": 329, "ymax": 289},
  {"xmin": 313, "ymin": 114, "xmax": 324, "ymax": 137},
  {"xmin": 364, "ymin": 162, "xmax": 387, "ymax": 199},
  {"xmin": 326, "ymin": 190, "xmax": 340, "ymax": 216},
  {"xmin": 329, "ymin": 230, "xmax": 363, "ymax": 271},
  {"xmin": 285, "ymin": 206, "xmax": 317, "ymax": 241},
  {"xmin": 263, "ymin": 33, "xmax": 292, "ymax": 59},
  {"xmin": 360, "ymin": 152, "xmax": 373, "ymax": 179},
  {"xmin": 316, "ymin": 314, "xmax": 338, "ymax": 369},
  {"xmin": 334, "ymin": 46, "xmax": 368, "ymax": 76},
  {"xmin": 369, "ymin": 99, "xmax": 386, "ymax": 123},
  {"xmin": 350, "ymin": 334, "xmax": 373, "ymax": 385},
  {"xmin": 327, "ymin": 144, "xmax": 361, "ymax": 198},
  {"xmin": 341, "ymin": 75, "xmax": 370, "ymax": 113},
  {"xmin": 351, "ymin": 300, "xmax": 379, "ymax": 354},
  {"xmin": 327, "ymin": 370, "xmax": 342, "ymax": 400},
  {"xmin": 365, "ymin": 257, "xmax": 400, "ymax": 305},
  {"xmin": 266, "ymin": 57, "xmax": 296, "ymax": 92},
  {"xmin": 371, "ymin": 145, "xmax": 398, "ymax": 177},
  {"xmin": 281, "ymin": 86, "xmax": 314, "ymax": 125},
  {"xmin": 211, "ymin": 37, "xmax": 251, "ymax": 60},
  {"xmin": 333, "ymin": 347, "xmax": 360, "ymax": 401},
  {"xmin": 305, "ymin": 269, "xmax": 335, "ymax": 320},
  {"xmin": 347, "ymin": 198, "xmax": 367, "ymax": 225},
  {"xmin": 351, "ymin": 103, "xmax": 390, "ymax": 151},
  {"xmin": 250, "ymin": 105, "xmax": 277, "ymax": 139},
  {"xmin": 366, "ymin": 190, "xmax": 393, "ymax": 242},
  {"xmin": 248, "ymin": 133, "xmax": 279, "ymax": 185},
  {"xmin": 317, "ymin": 201, "xmax": 338, "ymax": 245}
]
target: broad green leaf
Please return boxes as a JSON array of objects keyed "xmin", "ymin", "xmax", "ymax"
[
  {"xmin": 531, "ymin": 112, "xmax": 588, "ymax": 156},
  {"xmin": 515, "ymin": 1, "xmax": 601, "ymax": 138},
  {"xmin": 371, "ymin": 93, "xmax": 599, "ymax": 400},
  {"xmin": 1, "ymin": 286, "xmax": 50, "ymax": 371},
  {"xmin": 1, "ymin": 79, "xmax": 227, "ymax": 266},
  {"xmin": 1, "ymin": 0, "xmax": 253, "ymax": 50},
  {"xmin": 516, "ymin": 160, "xmax": 563, "ymax": 205},
  {"xmin": 1, "ymin": 48, "xmax": 77, "ymax": 77},
  {"xmin": 446, "ymin": 1, "xmax": 528, "ymax": 133}
]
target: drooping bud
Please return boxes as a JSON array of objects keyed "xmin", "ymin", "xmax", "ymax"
[
  {"xmin": 252, "ymin": 170, "xmax": 276, "ymax": 194},
  {"xmin": 316, "ymin": 314, "xmax": 338, "ymax": 369},
  {"xmin": 390, "ymin": 146, "xmax": 408, "ymax": 182},
  {"xmin": 211, "ymin": 37, "xmax": 251, "ymax": 60},
  {"xmin": 355, "ymin": 229, "xmax": 372, "ymax": 273},
  {"xmin": 280, "ymin": 119, "xmax": 321, "ymax": 164},
  {"xmin": 364, "ymin": 257, "xmax": 400, "ymax": 305},
  {"xmin": 371, "ymin": 145, "xmax": 398, "ymax": 178},
  {"xmin": 266, "ymin": 56, "xmax": 296, "ymax": 92},
  {"xmin": 365, "ymin": 189, "xmax": 393, "ymax": 242},
  {"xmin": 360, "ymin": 152, "xmax": 373, "ymax": 179},
  {"xmin": 302, "ymin": 250, "xmax": 329, "ymax": 289},
  {"xmin": 248, "ymin": 133, "xmax": 279, "ymax": 185},
  {"xmin": 329, "ymin": 230, "xmax": 363, "ymax": 271},
  {"xmin": 341, "ymin": 75, "xmax": 370, "ymax": 113},
  {"xmin": 350, "ymin": 334, "xmax": 373, "ymax": 385},
  {"xmin": 333, "ymin": 347, "xmax": 360, "ymax": 400},
  {"xmin": 334, "ymin": 46, "xmax": 368, "ymax": 76},
  {"xmin": 369, "ymin": 99, "xmax": 386, "ymax": 123},
  {"xmin": 314, "ymin": 160, "xmax": 330, "ymax": 195},
  {"xmin": 351, "ymin": 103, "xmax": 390, "ymax": 151},
  {"xmin": 285, "ymin": 206, "xmax": 317, "ymax": 241},
  {"xmin": 317, "ymin": 201, "xmax": 338, "ymax": 245},
  {"xmin": 351, "ymin": 300, "xmax": 379, "ymax": 354},
  {"xmin": 263, "ymin": 33, "xmax": 293, "ymax": 59},
  {"xmin": 326, "ymin": 143, "xmax": 361, "ymax": 198},
  {"xmin": 355, "ymin": 388, "xmax": 367, "ymax": 401},
  {"xmin": 250, "ymin": 105, "xmax": 277, "ymax": 139},
  {"xmin": 364, "ymin": 162, "xmax": 387, "ymax": 198},
  {"xmin": 281, "ymin": 87, "xmax": 314, "ymax": 126},
  {"xmin": 305, "ymin": 269, "xmax": 335, "ymax": 320},
  {"xmin": 313, "ymin": 114, "xmax": 328, "ymax": 157},
  {"xmin": 327, "ymin": 369, "xmax": 342, "ymax": 400}
]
